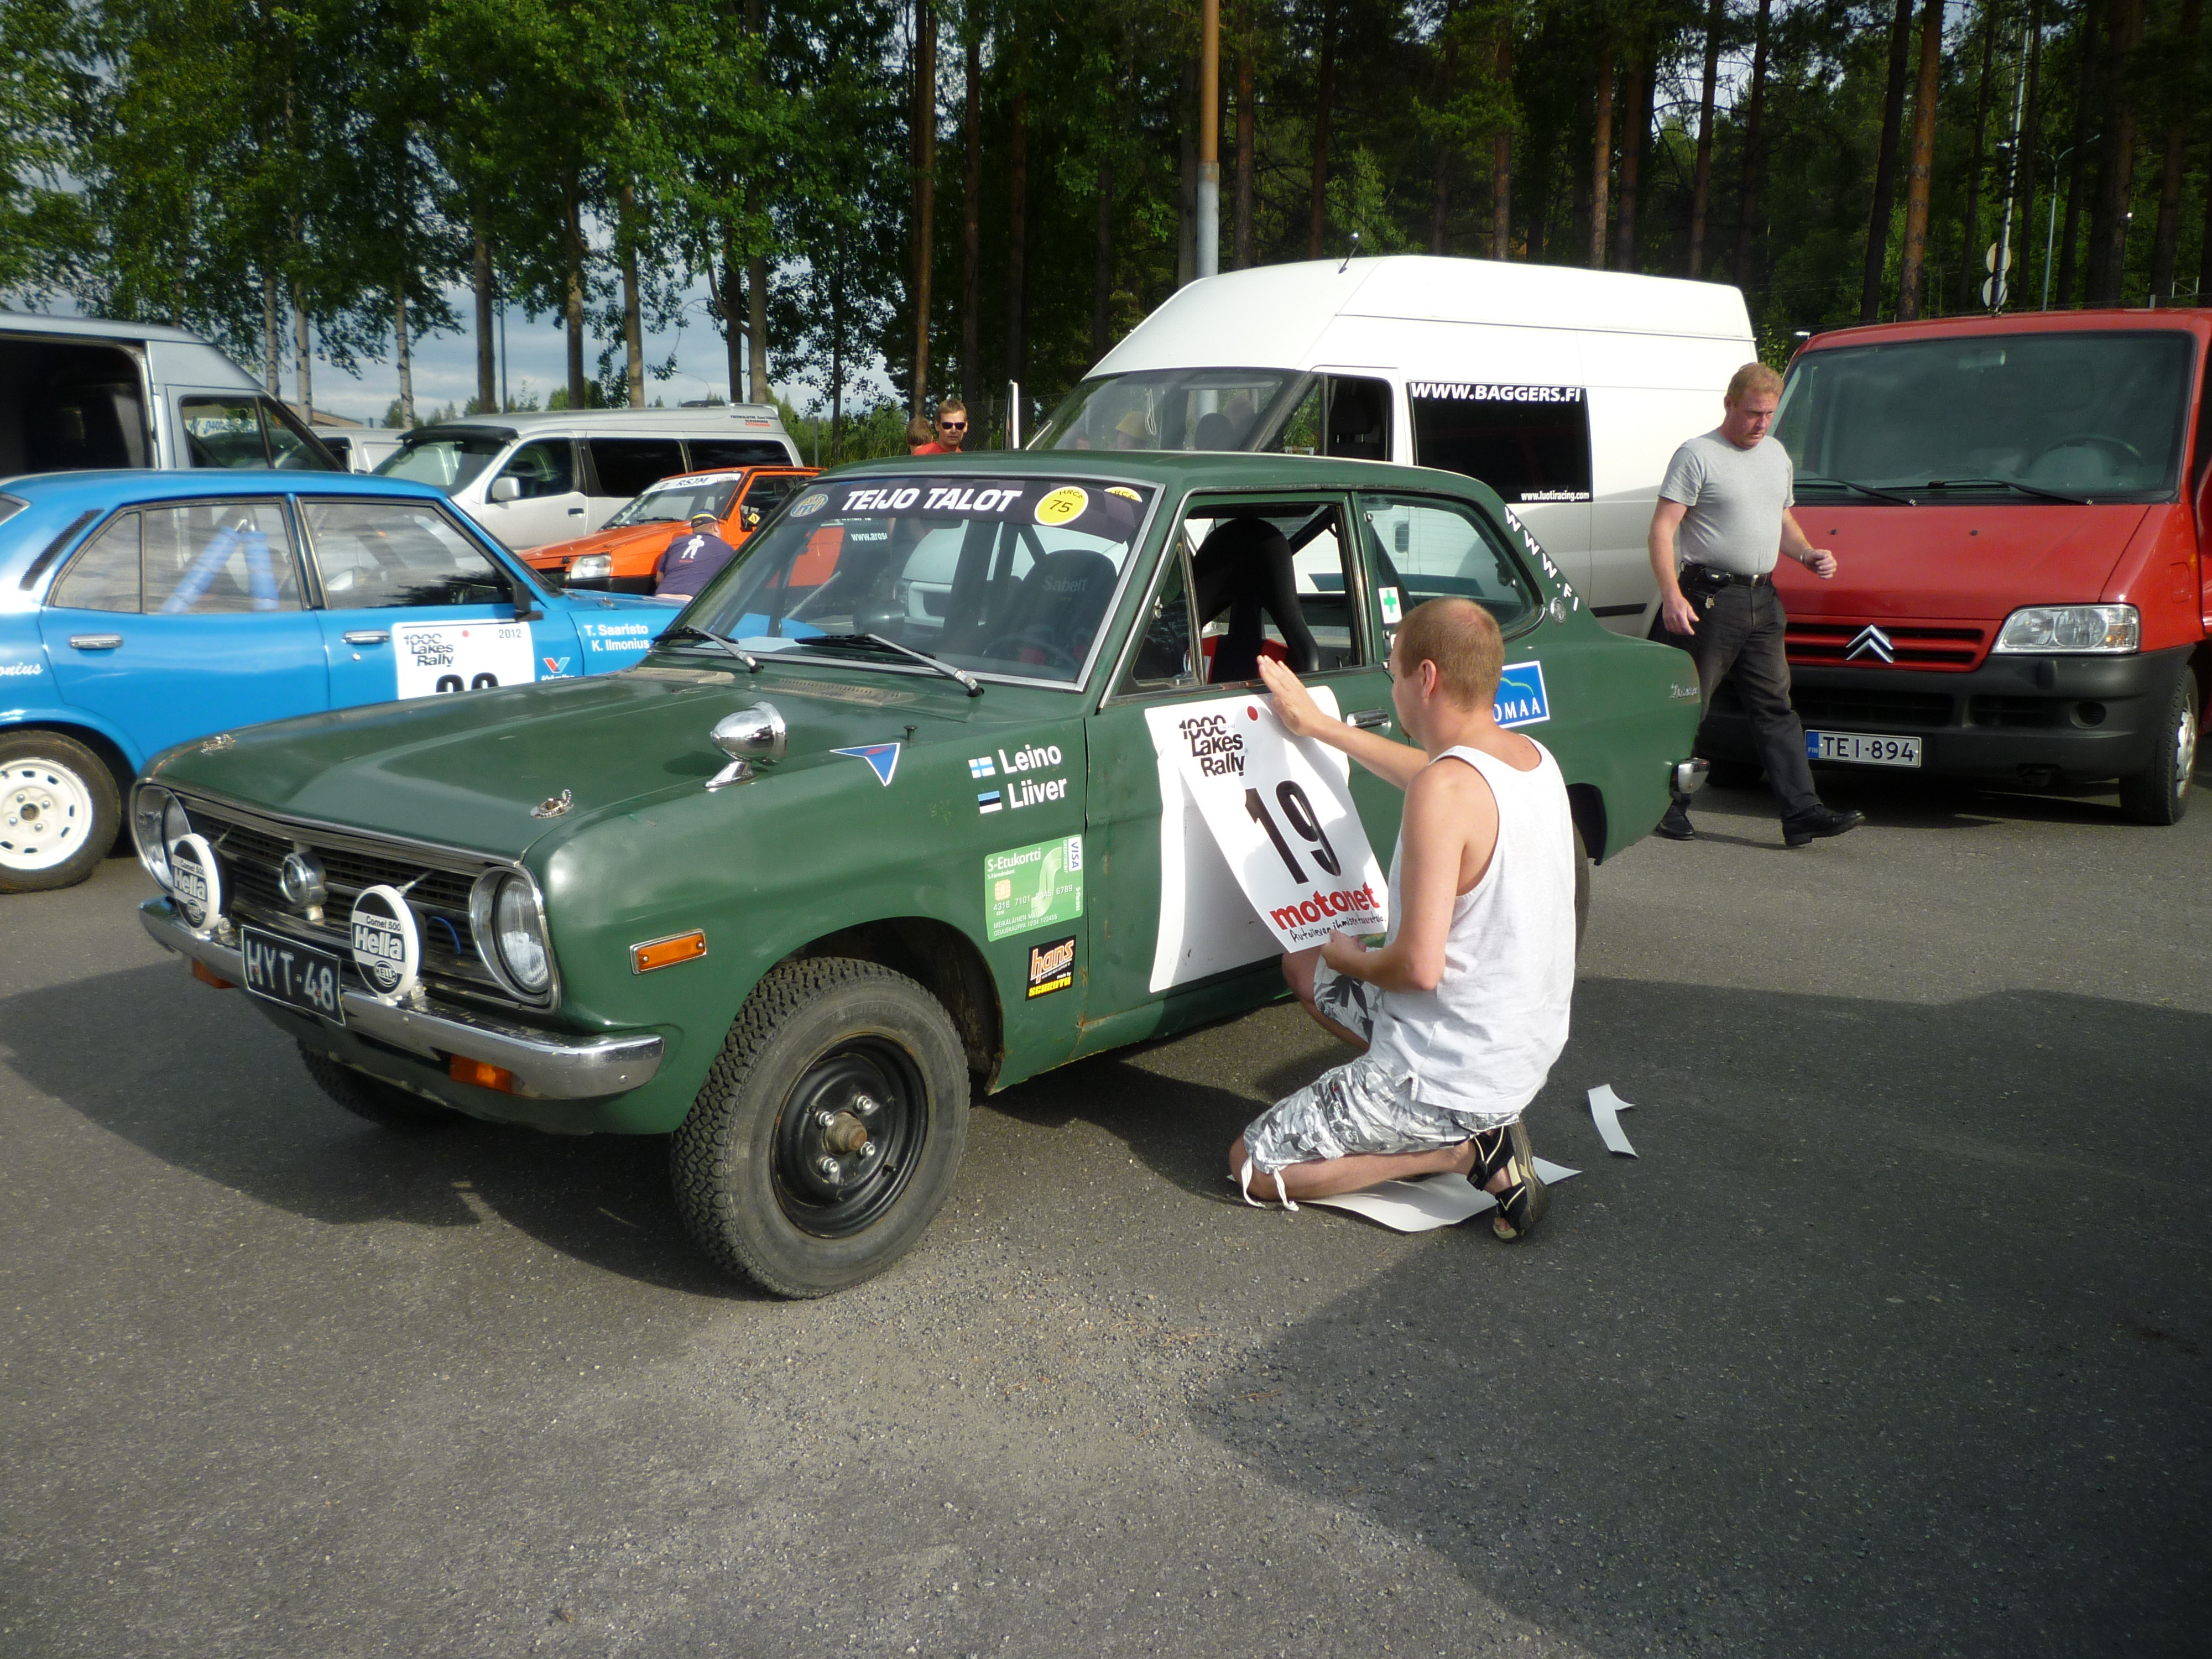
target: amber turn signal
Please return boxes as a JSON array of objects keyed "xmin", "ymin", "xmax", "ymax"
[
  {"xmin": 448, "ymin": 1055, "xmax": 517, "ymax": 1093},
  {"xmin": 630, "ymin": 930, "xmax": 708, "ymax": 974},
  {"xmin": 190, "ymin": 959, "xmax": 235, "ymax": 990}
]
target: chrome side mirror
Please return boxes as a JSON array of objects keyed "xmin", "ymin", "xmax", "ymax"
[
  {"xmin": 488, "ymin": 475, "xmax": 521, "ymax": 503},
  {"xmin": 706, "ymin": 702, "xmax": 787, "ymax": 790}
]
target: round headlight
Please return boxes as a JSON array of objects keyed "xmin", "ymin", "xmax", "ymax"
[
  {"xmin": 491, "ymin": 873, "xmax": 551, "ymax": 994},
  {"xmin": 132, "ymin": 787, "xmax": 179, "ymax": 887}
]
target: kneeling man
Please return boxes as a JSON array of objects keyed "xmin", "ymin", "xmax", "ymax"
[{"xmin": 1230, "ymin": 598, "xmax": 1576, "ymax": 1240}]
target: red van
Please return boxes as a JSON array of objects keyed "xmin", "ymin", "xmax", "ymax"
[{"xmin": 1703, "ymin": 310, "xmax": 2211, "ymax": 823}]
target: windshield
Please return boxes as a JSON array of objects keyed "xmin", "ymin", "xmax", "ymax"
[
  {"xmin": 605, "ymin": 473, "xmax": 743, "ymax": 528},
  {"xmin": 1776, "ymin": 331, "xmax": 2197, "ymax": 501},
  {"xmin": 681, "ymin": 474, "xmax": 1156, "ymax": 685},
  {"xmin": 1034, "ymin": 368, "xmax": 1307, "ymax": 453},
  {"xmin": 374, "ymin": 429, "xmax": 509, "ymax": 493}
]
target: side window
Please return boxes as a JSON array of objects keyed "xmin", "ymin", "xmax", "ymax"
[
  {"xmin": 303, "ymin": 502, "xmax": 513, "ymax": 610},
  {"xmin": 180, "ymin": 398, "xmax": 270, "ymax": 468},
  {"xmin": 49, "ymin": 513, "xmax": 143, "ymax": 612},
  {"xmin": 1117, "ymin": 545, "xmax": 1197, "ymax": 692},
  {"xmin": 143, "ymin": 503, "xmax": 302, "ymax": 613},
  {"xmin": 1185, "ymin": 499, "xmax": 1365, "ymax": 684},
  {"xmin": 1408, "ymin": 383, "xmax": 1592, "ymax": 504},
  {"xmin": 587, "ymin": 438, "xmax": 685, "ymax": 499},
  {"xmin": 1357, "ymin": 493, "xmax": 1538, "ymax": 636},
  {"xmin": 496, "ymin": 440, "xmax": 576, "ymax": 499},
  {"xmin": 1263, "ymin": 376, "xmax": 1392, "ymax": 462},
  {"xmin": 742, "ymin": 474, "xmax": 802, "ymax": 519},
  {"xmin": 260, "ymin": 399, "xmax": 335, "ymax": 471},
  {"xmin": 687, "ymin": 438, "xmax": 793, "ymax": 469}
]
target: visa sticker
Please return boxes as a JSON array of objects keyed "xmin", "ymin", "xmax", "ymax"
[{"xmin": 1494, "ymin": 660, "xmax": 1550, "ymax": 728}]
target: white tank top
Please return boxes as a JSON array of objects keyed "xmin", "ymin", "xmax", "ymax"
[{"xmin": 1363, "ymin": 742, "xmax": 1576, "ymax": 1118}]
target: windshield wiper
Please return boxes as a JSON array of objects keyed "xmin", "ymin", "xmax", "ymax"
[
  {"xmin": 1918, "ymin": 476, "xmax": 2091, "ymax": 505},
  {"xmin": 809, "ymin": 632, "xmax": 984, "ymax": 697},
  {"xmin": 1794, "ymin": 474, "xmax": 1912, "ymax": 505},
  {"xmin": 658, "ymin": 623, "xmax": 761, "ymax": 672}
]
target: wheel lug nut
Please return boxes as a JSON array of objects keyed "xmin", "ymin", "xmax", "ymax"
[
  {"xmin": 817, "ymin": 1156, "xmax": 842, "ymax": 1180},
  {"xmin": 853, "ymin": 1094, "xmax": 878, "ymax": 1116}
]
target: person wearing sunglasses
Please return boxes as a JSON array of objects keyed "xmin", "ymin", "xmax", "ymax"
[{"xmin": 912, "ymin": 400, "xmax": 969, "ymax": 455}]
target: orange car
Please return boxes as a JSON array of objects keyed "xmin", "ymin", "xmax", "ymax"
[{"xmin": 520, "ymin": 465, "xmax": 817, "ymax": 594}]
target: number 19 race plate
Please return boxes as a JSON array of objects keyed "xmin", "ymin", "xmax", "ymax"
[
  {"xmin": 1807, "ymin": 730, "xmax": 1922, "ymax": 768},
  {"xmin": 239, "ymin": 926, "xmax": 348, "ymax": 1024}
]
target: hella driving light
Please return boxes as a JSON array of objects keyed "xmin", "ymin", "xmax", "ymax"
[
  {"xmin": 472, "ymin": 869, "xmax": 552, "ymax": 998},
  {"xmin": 131, "ymin": 785, "xmax": 189, "ymax": 887},
  {"xmin": 568, "ymin": 554, "xmax": 613, "ymax": 582},
  {"xmin": 1992, "ymin": 604, "xmax": 2140, "ymax": 654}
]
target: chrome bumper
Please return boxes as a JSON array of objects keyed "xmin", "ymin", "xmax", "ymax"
[{"xmin": 139, "ymin": 898, "xmax": 664, "ymax": 1099}]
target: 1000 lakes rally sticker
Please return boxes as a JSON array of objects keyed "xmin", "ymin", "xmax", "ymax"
[{"xmin": 390, "ymin": 620, "xmax": 537, "ymax": 701}]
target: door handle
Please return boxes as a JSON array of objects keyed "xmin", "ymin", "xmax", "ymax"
[
  {"xmin": 343, "ymin": 630, "xmax": 390, "ymax": 645},
  {"xmin": 1345, "ymin": 707, "xmax": 1391, "ymax": 729},
  {"xmin": 567, "ymin": 507, "xmax": 586, "ymax": 515},
  {"xmin": 69, "ymin": 634, "xmax": 123, "ymax": 650}
]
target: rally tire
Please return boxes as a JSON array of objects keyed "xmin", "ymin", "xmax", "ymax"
[
  {"xmin": 0, "ymin": 732, "xmax": 120, "ymax": 894},
  {"xmin": 298, "ymin": 1043, "xmax": 458, "ymax": 1131},
  {"xmin": 1572, "ymin": 825, "xmax": 1590, "ymax": 957},
  {"xmin": 671, "ymin": 957, "xmax": 970, "ymax": 1298},
  {"xmin": 2117, "ymin": 671, "xmax": 2197, "ymax": 827}
]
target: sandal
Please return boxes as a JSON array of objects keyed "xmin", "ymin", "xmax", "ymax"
[{"xmin": 1472, "ymin": 1119, "xmax": 1548, "ymax": 1241}]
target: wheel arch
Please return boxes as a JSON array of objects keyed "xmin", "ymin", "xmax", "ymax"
[
  {"xmin": 1566, "ymin": 781, "xmax": 1610, "ymax": 866},
  {"xmin": 2, "ymin": 716, "xmax": 139, "ymax": 803},
  {"xmin": 785, "ymin": 916, "xmax": 1004, "ymax": 1090}
]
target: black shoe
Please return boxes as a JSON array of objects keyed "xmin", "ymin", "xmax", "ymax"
[
  {"xmin": 1657, "ymin": 799, "xmax": 1695, "ymax": 841},
  {"xmin": 1472, "ymin": 1119, "xmax": 1548, "ymax": 1241},
  {"xmin": 1782, "ymin": 805, "xmax": 1864, "ymax": 848}
]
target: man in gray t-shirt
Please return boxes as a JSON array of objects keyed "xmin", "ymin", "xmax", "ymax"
[{"xmin": 1648, "ymin": 363, "xmax": 1863, "ymax": 848}]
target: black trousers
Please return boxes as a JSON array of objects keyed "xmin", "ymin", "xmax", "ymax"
[{"xmin": 1660, "ymin": 580, "xmax": 1820, "ymax": 818}]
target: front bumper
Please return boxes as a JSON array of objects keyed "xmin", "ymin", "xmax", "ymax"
[
  {"xmin": 1701, "ymin": 645, "xmax": 2194, "ymax": 785},
  {"xmin": 139, "ymin": 896, "xmax": 664, "ymax": 1101}
]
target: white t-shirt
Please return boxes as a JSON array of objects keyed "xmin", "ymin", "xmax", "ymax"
[{"xmin": 1658, "ymin": 428, "xmax": 1795, "ymax": 576}]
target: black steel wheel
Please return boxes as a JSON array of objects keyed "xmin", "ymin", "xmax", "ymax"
[{"xmin": 671, "ymin": 957, "xmax": 969, "ymax": 1297}]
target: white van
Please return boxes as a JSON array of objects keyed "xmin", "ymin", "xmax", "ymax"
[
  {"xmin": 320, "ymin": 429, "xmax": 405, "ymax": 473},
  {"xmin": 374, "ymin": 408, "xmax": 802, "ymax": 550},
  {"xmin": 0, "ymin": 311, "xmax": 340, "ymax": 476},
  {"xmin": 1031, "ymin": 256, "xmax": 1755, "ymax": 634}
]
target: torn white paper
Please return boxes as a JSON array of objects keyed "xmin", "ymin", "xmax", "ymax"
[
  {"xmin": 1302, "ymin": 1159, "xmax": 1580, "ymax": 1234},
  {"xmin": 1588, "ymin": 1084, "xmax": 1639, "ymax": 1157}
]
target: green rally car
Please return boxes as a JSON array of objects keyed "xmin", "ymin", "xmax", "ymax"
[{"xmin": 133, "ymin": 452, "xmax": 1703, "ymax": 1296}]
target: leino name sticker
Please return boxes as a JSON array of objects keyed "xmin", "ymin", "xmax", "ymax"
[{"xmin": 984, "ymin": 834, "xmax": 1085, "ymax": 942}]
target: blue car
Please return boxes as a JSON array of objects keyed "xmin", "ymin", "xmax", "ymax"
[{"xmin": 0, "ymin": 470, "xmax": 670, "ymax": 891}]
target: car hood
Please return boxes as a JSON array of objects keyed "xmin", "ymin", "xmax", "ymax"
[
  {"xmin": 148, "ymin": 663, "xmax": 1020, "ymax": 858},
  {"xmin": 1774, "ymin": 502, "xmax": 2151, "ymax": 620},
  {"xmin": 519, "ymin": 520, "xmax": 680, "ymax": 567}
]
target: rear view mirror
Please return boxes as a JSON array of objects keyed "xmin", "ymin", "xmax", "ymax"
[{"xmin": 489, "ymin": 476, "xmax": 521, "ymax": 503}]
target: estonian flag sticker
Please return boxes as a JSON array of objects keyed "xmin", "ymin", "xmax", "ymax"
[{"xmin": 976, "ymin": 789, "xmax": 1003, "ymax": 814}]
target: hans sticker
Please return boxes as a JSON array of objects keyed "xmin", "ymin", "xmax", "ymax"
[
  {"xmin": 1034, "ymin": 486, "xmax": 1089, "ymax": 526},
  {"xmin": 831, "ymin": 743, "xmax": 901, "ymax": 786},
  {"xmin": 1026, "ymin": 935, "xmax": 1077, "ymax": 999},
  {"xmin": 1494, "ymin": 660, "xmax": 1550, "ymax": 728}
]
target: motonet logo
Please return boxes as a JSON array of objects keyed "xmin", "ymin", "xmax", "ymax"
[{"xmin": 1269, "ymin": 883, "xmax": 1380, "ymax": 932}]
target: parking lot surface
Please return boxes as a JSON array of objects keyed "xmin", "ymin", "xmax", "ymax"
[{"xmin": 4, "ymin": 766, "xmax": 2208, "ymax": 1658}]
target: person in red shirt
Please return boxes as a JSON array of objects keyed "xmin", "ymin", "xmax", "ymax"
[
  {"xmin": 653, "ymin": 513, "xmax": 740, "ymax": 601},
  {"xmin": 911, "ymin": 400, "xmax": 968, "ymax": 455}
]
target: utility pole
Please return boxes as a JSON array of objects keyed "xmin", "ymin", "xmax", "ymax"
[
  {"xmin": 1197, "ymin": 0, "xmax": 1220, "ymax": 279},
  {"xmin": 1990, "ymin": 18, "xmax": 2031, "ymax": 310}
]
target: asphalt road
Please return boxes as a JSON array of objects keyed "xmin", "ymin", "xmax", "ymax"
[{"xmin": 4, "ymin": 765, "xmax": 2209, "ymax": 1658}]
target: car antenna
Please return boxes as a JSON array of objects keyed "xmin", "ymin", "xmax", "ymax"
[{"xmin": 1338, "ymin": 231, "xmax": 1360, "ymax": 274}]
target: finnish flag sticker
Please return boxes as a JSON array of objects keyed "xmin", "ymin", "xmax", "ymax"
[{"xmin": 968, "ymin": 755, "xmax": 997, "ymax": 778}]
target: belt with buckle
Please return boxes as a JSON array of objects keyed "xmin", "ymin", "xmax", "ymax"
[{"xmin": 1683, "ymin": 564, "xmax": 1772, "ymax": 589}]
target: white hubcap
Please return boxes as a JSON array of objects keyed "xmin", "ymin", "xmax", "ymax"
[
  {"xmin": 2177, "ymin": 702, "xmax": 2198, "ymax": 799},
  {"xmin": 0, "ymin": 758, "xmax": 95, "ymax": 872}
]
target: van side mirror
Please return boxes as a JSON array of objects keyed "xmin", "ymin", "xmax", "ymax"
[{"xmin": 489, "ymin": 475, "xmax": 521, "ymax": 503}]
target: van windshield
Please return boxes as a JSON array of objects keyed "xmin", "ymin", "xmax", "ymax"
[
  {"xmin": 374, "ymin": 429, "xmax": 509, "ymax": 494},
  {"xmin": 1034, "ymin": 369, "xmax": 1307, "ymax": 452},
  {"xmin": 1776, "ymin": 331, "xmax": 2196, "ymax": 503},
  {"xmin": 606, "ymin": 474, "xmax": 742, "ymax": 528},
  {"xmin": 677, "ymin": 474, "xmax": 1155, "ymax": 686}
]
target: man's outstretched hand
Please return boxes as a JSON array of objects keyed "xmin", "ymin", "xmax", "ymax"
[{"xmin": 1258, "ymin": 655, "xmax": 1328, "ymax": 738}]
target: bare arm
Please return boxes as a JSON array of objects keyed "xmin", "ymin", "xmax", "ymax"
[
  {"xmin": 1779, "ymin": 510, "xmax": 1837, "ymax": 578},
  {"xmin": 1256, "ymin": 656, "xmax": 1426, "ymax": 792},
  {"xmin": 1323, "ymin": 760, "xmax": 1494, "ymax": 993},
  {"xmin": 1649, "ymin": 498, "xmax": 1697, "ymax": 635}
]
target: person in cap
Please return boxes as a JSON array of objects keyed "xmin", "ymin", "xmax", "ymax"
[{"xmin": 652, "ymin": 512, "xmax": 741, "ymax": 601}]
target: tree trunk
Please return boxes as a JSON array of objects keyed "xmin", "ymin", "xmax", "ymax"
[
  {"xmin": 1491, "ymin": 25, "xmax": 1512, "ymax": 260},
  {"xmin": 721, "ymin": 221, "xmax": 745, "ymax": 401},
  {"xmin": 1431, "ymin": 34, "xmax": 1456, "ymax": 255},
  {"xmin": 294, "ymin": 295, "xmax": 312, "ymax": 421},
  {"xmin": 393, "ymin": 280, "xmax": 414, "ymax": 427},
  {"xmin": 2088, "ymin": 0, "xmax": 2146, "ymax": 303},
  {"xmin": 1006, "ymin": 70, "xmax": 1029, "ymax": 382},
  {"xmin": 1861, "ymin": 0, "xmax": 1916, "ymax": 321},
  {"xmin": 262, "ymin": 270, "xmax": 280, "ymax": 395},
  {"xmin": 1092, "ymin": 150, "xmax": 1114, "ymax": 361},
  {"xmin": 2148, "ymin": 0, "xmax": 2203, "ymax": 302},
  {"xmin": 1688, "ymin": 0, "xmax": 1723, "ymax": 277},
  {"xmin": 1178, "ymin": 58, "xmax": 1198, "ymax": 285},
  {"xmin": 472, "ymin": 229, "xmax": 495, "ymax": 412},
  {"xmin": 562, "ymin": 177, "xmax": 587, "ymax": 409},
  {"xmin": 1308, "ymin": 7, "xmax": 1335, "ymax": 258},
  {"xmin": 1961, "ymin": 2, "xmax": 1996, "ymax": 309},
  {"xmin": 962, "ymin": 27, "xmax": 982, "ymax": 397},
  {"xmin": 747, "ymin": 252, "xmax": 769, "ymax": 404},
  {"xmin": 2199, "ymin": 173, "xmax": 2212, "ymax": 304},
  {"xmin": 1732, "ymin": 0, "xmax": 1772, "ymax": 286},
  {"xmin": 831, "ymin": 229, "xmax": 846, "ymax": 459},
  {"xmin": 1234, "ymin": 40, "xmax": 1255, "ymax": 267},
  {"xmin": 2017, "ymin": 0, "xmax": 2044, "ymax": 301},
  {"xmin": 2057, "ymin": 0, "xmax": 2099, "ymax": 306},
  {"xmin": 619, "ymin": 181, "xmax": 645, "ymax": 408},
  {"xmin": 1588, "ymin": 42, "xmax": 1614, "ymax": 268},
  {"xmin": 1613, "ymin": 52, "xmax": 1649, "ymax": 272},
  {"xmin": 911, "ymin": 0, "xmax": 936, "ymax": 415},
  {"xmin": 1895, "ymin": 0, "xmax": 1944, "ymax": 320}
]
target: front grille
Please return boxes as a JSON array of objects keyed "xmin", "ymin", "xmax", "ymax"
[
  {"xmin": 175, "ymin": 794, "xmax": 518, "ymax": 1005},
  {"xmin": 1787, "ymin": 619, "xmax": 1991, "ymax": 671},
  {"xmin": 1968, "ymin": 695, "xmax": 2065, "ymax": 729},
  {"xmin": 1713, "ymin": 681, "xmax": 1955, "ymax": 729}
]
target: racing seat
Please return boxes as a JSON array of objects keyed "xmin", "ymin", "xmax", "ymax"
[
  {"xmin": 984, "ymin": 549, "xmax": 1121, "ymax": 674},
  {"xmin": 1193, "ymin": 517, "xmax": 1318, "ymax": 682}
]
